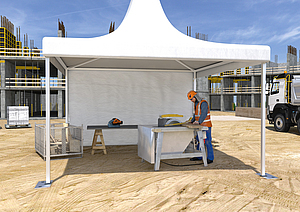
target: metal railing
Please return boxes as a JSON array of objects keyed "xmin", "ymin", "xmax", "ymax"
[
  {"xmin": 0, "ymin": 47, "xmax": 44, "ymax": 57},
  {"xmin": 5, "ymin": 77, "xmax": 65, "ymax": 88},
  {"xmin": 210, "ymin": 84, "xmax": 272, "ymax": 94},
  {"xmin": 219, "ymin": 65, "xmax": 300, "ymax": 76},
  {"xmin": 211, "ymin": 86, "xmax": 261, "ymax": 94}
]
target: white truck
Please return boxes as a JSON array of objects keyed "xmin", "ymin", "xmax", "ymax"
[{"xmin": 267, "ymin": 73, "xmax": 300, "ymax": 132}]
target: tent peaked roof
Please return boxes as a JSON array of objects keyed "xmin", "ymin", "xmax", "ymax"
[{"xmin": 43, "ymin": 0, "xmax": 270, "ymax": 76}]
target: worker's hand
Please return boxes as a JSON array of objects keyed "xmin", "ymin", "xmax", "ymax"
[
  {"xmin": 192, "ymin": 121, "xmax": 199, "ymax": 125},
  {"xmin": 186, "ymin": 117, "xmax": 193, "ymax": 124}
]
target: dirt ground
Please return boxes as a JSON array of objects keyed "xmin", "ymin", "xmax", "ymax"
[{"xmin": 1, "ymin": 111, "xmax": 300, "ymax": 211}]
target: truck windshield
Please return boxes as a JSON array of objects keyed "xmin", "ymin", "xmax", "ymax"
[{"xmin": 271, "ymin": 82, "xmax": 279, "ymax": 95}]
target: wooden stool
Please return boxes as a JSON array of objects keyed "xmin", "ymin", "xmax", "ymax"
[{"xmin": 91, "ymin": 129, "xmax": 107, "ymax": 155}]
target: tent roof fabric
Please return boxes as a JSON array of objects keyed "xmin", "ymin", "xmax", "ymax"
[{"xmin": 43, "ymin": 0, "xmax": 270, "ymax": 76}]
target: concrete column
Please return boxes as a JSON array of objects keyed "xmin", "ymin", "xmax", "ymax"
[
  {"xmin": 0, "ymin": 61, "xmax": 4, "ymax": 87},
  {"xmin": 237, "ymin": 95, "xmax": 242, "ymax": 108},
  {"xmin": 1, "ymin": 90, "xmax": 5, "ymax": 118},
  {"xmin": 1, "ymin": 61, "xmax": 5, "ymax": 118},
  {"xmin": 251, "ymin": 75, "xmax": 255, "ymax": 107},
  {"xmin": 287, "ymin": 53, "xmax": 297, "ymax": 72},
  {"xmin": 222, "ymin": 77, "xmax": 233, "ymax": 111},
  {"xmin": 196, "ymin": 76, "xmax": 210, "ymax": 105},
  {"xmin": 15, "ymin": 91, "xmax": 19, "ymax": 106},
  {"xmin": 255, "ymin": 76, "xmax": 261, "ymax": 107},
  {"xmin": 58, "ymin": 30, "xmax": 63, "ymax": 37},
  {"xmin": 238, "ymin": 79, "xmax": 250, "ymax": 107},
  {"xmin": 220, "ymin": 78, "xmax": 224, "ymax": 111}
]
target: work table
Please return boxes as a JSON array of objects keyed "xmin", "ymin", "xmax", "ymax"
[{"xmin": 138, "ymin": 124, "xmax": 208, "ymax": 171}]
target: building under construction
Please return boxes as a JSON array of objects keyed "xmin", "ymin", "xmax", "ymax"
[
  {"xmin": 0, "ymin": 16, "xmax": 65, "ymax": 119},
  {"xmin": 206, "ymin": 45, "xmax": 300, "ymax": 111}
]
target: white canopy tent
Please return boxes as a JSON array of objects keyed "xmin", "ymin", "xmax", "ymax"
[{"xmin": 41, "ymin": 0, "xmax": 271, "ymax": 186}]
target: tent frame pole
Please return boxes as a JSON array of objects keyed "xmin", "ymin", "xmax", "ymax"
[
  {"xmin": 257, "ymin": 62, "xmax": 277, "ymax": 179},
  {"xmin": 193, "ymin": 72, "xmax": 196, "ymax": 91},
  {"xmin": 65, "ymin": 68, "xmax": 69, "ymax": 123},
  {"xmin": 35, "ymin": 57, "xmax": 53, "ymax": 188},
  {"xmin": 261, "ymin": 62, "xmax": 266, "ymax": 176}
]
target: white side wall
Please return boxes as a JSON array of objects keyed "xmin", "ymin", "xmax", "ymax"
[{"xmin": 69, "ymin": 70, "xmax": 193, "ymax": 146}]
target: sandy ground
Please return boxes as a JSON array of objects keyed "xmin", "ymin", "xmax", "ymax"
[{"xmin": 1, "ymin": 112, "xmax": 300, "ymax": 211}]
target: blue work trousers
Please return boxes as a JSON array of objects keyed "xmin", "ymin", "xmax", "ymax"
[{"xmin": 196, "ymin": 127, "xmax": 214, "ymax": 161}]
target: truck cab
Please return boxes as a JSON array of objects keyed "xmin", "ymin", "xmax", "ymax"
[
  {"xmin": 267, "ymin": 73, "xmax": 300, "ymax": 133},
  {"xmin": 268, "ymin": 77, "xmax": 287, "ymax": 112}
]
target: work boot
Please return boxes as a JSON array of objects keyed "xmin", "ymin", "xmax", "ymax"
[
  {"xmin": 207, "ymin": 159, "xmax": 213, "ymax": 164},
  {"xmin": 190, "ymin": 157, "xmax": 202, "ymax": 161}
]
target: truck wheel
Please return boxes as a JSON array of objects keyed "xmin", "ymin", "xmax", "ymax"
[
  {"xmin": 274, "ymin": 114, "xmax": 290, "ymax": 132},
  {"xmin": 297, "ymin": 119, "xmax": 300, "ymax": 134}
]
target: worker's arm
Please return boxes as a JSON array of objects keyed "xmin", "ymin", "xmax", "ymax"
[
  {"xmin": 191, "ymin": 114, "xmax": 195, "ymax": 123},
  {"xmin": 198, "ymin": 101, "xmax": 208, "ymax": 124}
]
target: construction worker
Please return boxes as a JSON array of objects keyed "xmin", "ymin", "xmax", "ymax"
[{"xmin": 187, "ymin": 90, "xmax": 214, "ymax": 164}]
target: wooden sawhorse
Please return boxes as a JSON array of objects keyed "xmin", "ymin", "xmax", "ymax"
[
  {"xmin": 87, "ymin": 125, "xmax": 139, "ymax": 155},
  {"xmin": 91, "ymin": 129, "xmax": 107, "ymax": 155}
]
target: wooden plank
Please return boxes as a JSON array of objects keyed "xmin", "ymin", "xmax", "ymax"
[{"xmin": 182, "ymin": 123, "xmax": 208, "ymax": 130}]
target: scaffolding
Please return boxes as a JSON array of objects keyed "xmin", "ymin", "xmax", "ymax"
[{"xmin": 0, "ymin": 16, "xmax": 40, "ymax": 57}]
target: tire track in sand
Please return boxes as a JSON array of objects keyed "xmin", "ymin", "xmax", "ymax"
[{"xmin": 218, "ymin": 172, "xmax": 300, "ymax": 210}]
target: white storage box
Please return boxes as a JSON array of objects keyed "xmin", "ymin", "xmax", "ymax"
[{"xmin": 6, "ymin": 106, "xmax": 31, "ymax": 128}]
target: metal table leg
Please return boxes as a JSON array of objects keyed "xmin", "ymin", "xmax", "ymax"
[
  {"xmin": 62, "ymin": 127, "xmax": 66, "ymax": 154},
  {"xmin": 197, "ymin": 130, "xmax": 207, "ymax": 167},
  {"xmin": 154, "ymin": 132, "xmax": 164, "ymax": 171}
]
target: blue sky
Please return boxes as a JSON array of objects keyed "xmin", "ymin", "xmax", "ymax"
[{"xmin": 1, "ymin": 0, "xmax": 300, "ymax": 63}]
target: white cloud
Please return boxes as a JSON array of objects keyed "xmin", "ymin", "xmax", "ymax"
[
  {"xmin": 0, "ymin": 7, "xmax": 27, "ymax": 27},
  {"xmin": 211, "ymin": 26, "xmax": 262, "ymax": 44},
  {"xmin": 243, "ymin": 0, "xmax": 299, "ymax": 10},
  {"xmin": 276, "ymin": 0, "xmax": 299, "ymax": 3},
  {"xmin": 106, "ymin": 0, "xmax": 130, "ymax": 13},
  {"xmin": 243, "ymin": 0, "xmax": 268, "ymax": 8},
  {"xmin": 269, "ymin": 26, "xmax": 300, "ymax": 43}
]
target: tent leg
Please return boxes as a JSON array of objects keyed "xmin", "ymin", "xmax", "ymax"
[
  {"xmin": 257, "ymin": 63, "xmax": 277, "ymax": 179},
  {"xmin": 65, "ymin": 68, "xmax": 68, "ymax": 123},
  {"xmin": 193, "ymin": 72, "xmax": 196, "ymax": 91},
  {"xmin": 261, "ymin": 62, "xmax": 266, "ymax": 177},
  {"xmin": 35, "ymin": 57, "xmax": 52, "ymax": 188}
]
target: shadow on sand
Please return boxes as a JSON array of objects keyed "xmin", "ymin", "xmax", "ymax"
[
  {"xmin": 266, "ymin": 125, "xmax": 299, "ymax": 135},
  {"xmin": 58, "ymin": 141, "xmax": 257, "ymax": 180}
]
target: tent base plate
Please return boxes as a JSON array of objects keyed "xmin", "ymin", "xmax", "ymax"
[
  {"xmin": 256, "ymin": 173, "xmax": 278, "ymax": 179},
  {"xmin": 35, "ymin": 180, "xmax": 53, "ymax": 189}
]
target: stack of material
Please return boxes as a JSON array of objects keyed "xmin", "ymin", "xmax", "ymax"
[{"xmin": 5, "ymin": 106, "xmax": 31, "ymax": 129}]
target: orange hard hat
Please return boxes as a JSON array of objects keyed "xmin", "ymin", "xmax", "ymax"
[{"xmin": 187, "ymin": 90, "xmax": 197, "ymax": 100}]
